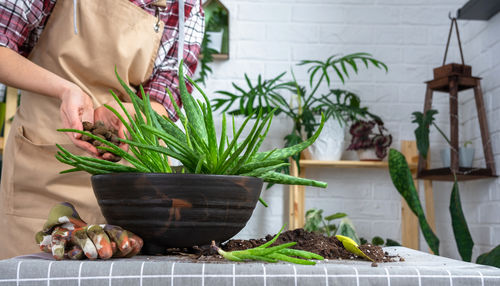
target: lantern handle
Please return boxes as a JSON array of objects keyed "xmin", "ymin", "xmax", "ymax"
[
  {"xmin": 442, "ymin": 16, "xmax": 465, "ymax": 66},
  {"xmin": 448, "ymin": 11, "xmax": 456, "ymax": 20}
]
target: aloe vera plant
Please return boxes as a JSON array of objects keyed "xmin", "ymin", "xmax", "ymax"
[{"xmin": 56, "ymin": 62, "xmax": 327, "ymax": 199}]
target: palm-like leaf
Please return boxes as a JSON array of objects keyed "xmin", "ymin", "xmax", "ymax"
[
  {"xmin": 298, "ymin": 53, "xmax": 388, "ymax": 87},
  {"xmin": 412, "ymin": 109, "xmax": 438, "ymax": 159},
  {"xmin": 212, "ymin": 72, "xmax": 297, "ymax": 118}
]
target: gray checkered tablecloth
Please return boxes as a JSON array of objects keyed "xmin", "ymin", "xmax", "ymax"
[{"xmin": 0, "ymin": 247, "xmax": 499, "ymax": 285}]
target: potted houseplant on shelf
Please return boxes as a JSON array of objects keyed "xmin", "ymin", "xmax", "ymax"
[
  {"xmin": 55, "ymin": 62, "xmax": 327, "ymax": 254},
  {"xmin": 346, "ymin": 119, "xmax": 392, "ymax": 161},
  {"xmin": 412, "ymin": 109, "xmax": 475, "ymax": 168},
  {"xmin": 386, "ymin": 108, "xmax": 478, "ymax": 263},
  {"xmin": 212, "ymin": 53, "xmax": 387, "ymax": 170},
  {"xmin": 441, "ymin": 140, "xmax": 475, "ymax": 168},
  {"xmin": 195, "ymin": 3, "xmax": 229, "ymax": 85}
]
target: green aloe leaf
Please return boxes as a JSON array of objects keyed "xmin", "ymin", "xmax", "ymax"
[
  {"xmin": 450, "ymin": 181, "xmax": 474, "ymax": 262},
  {"xmin": 253, "ymin": 113, "xmax": 325, "ymax": 162},
  {"xmin": 388, "ymin": 148, "xmax": 440, "ymax": 255},
  {"xmin": 178, "ymin": 60, "xmax": 207, "ymax": 142},
  {"xmin": 324, "ymin": 212, "xmax": 347, "ymax": 221}
]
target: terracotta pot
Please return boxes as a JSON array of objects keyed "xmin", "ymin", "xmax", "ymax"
[{"xmin": 91, "ymin": 173, "xmax": 263, "ymax": 254}]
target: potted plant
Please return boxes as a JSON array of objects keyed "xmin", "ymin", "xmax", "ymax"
[
  {"xmin": 212, "ymin": 53, "xmax": 387, "ymax": 169},
  {"xmin": 346, "ymin": 119, "xmax": 392, "ymax": 161},
  {"xmin": 56, "ymin": 62, "xmax": 327, "ymax": 254},
  {"xmin": 386, "ymin": 109, "xmax": 476, "ymax": 262},
  {"xmin": 441, "ymin": 140, "xmax": 475, "ymax": 168},
  {"xmin": 196, "ymin": 4, "xmax": 229, "ymax": 85},
  {"xmin": 412, "ymin": 109, "xmax": 475, "ymax": 168}
]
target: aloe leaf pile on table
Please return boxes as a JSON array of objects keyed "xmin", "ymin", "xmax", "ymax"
[
  {"xmin": 56, "ymin": 62, "xmax": 327, "ymax": 204},
  {"xmin": 211, "ymin": 226, "xmax": 324, "ymax": 265}
]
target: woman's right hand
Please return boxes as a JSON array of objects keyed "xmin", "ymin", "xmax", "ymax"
[
  {"xmin": 59, "ymin": 84, "xmax": 100, "ymax": 157},
  {"xmin": 0, "ymin": 47, "xmax": 100, "ymax": 157}
]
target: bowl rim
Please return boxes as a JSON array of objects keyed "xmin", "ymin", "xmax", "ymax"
[{"xmin": 91, "ymin": 172, "xmax": 264, "ymax": 183}]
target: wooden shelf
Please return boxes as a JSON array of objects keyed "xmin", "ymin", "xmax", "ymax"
[
  {"xmin": 417, "ymin": 167, "xmax": 497, "ymax": 181},
  {"xmin": 298, "ymin": 159, "xmax": 417, "ymax": 170},
  {"xmin": 198, "ymin": 53, "xmax": 229, "ymax": 60},
  {"xmin": 212, "ymin": 54, "xmax": 229, "ymax": 60}
]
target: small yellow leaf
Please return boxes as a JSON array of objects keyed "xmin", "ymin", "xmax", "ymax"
[{"xmin": 336, "ymin": 235, "xmax": 374, "ymax": 262}]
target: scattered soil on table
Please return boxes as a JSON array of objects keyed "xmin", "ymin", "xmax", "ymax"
[
  {"xmin": 81, "ymin": 121, "xmax": 121, "ymax": 162},
  {"xmin": 166, "ymin": 228, "xmax": 400, "ymax": 266}
]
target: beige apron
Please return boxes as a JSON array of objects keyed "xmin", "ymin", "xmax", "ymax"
[{"xmin": 0, "ymin": 0, "xmax": 165, "ymax": 259}]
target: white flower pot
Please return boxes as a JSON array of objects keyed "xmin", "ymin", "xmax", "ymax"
[
  {"xmin": 440, "ymin": 147, "xmax": 475, "ymax": 168},
  {"xmin": 302, "ymin": 118, "xmax": 345, "ymax": 161},
  {"xmin": 206, "ymin": 31, "xmax": 223, "ymax": 53},
  {"xmin": 356, "ymin": 148, "xmax": 382, "ymax": 161}
]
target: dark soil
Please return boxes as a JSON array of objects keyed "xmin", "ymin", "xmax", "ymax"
[
  {"xmin": 81, "ymin": 121, "xmax": 121, "ymax": 162},
  {"xmin": 223, "ymin": 228, "xmax": 397, "ymax": 263},
  {"xmin": 166, "ymin": 228, "xmax": 400, "ymax": 266}
]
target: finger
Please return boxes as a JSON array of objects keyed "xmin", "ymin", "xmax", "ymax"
[
  {"xmin": 60, "ymin": 108, "xmax": 84, "ymax": 141},
  {"xmin": 60, "ymin": 119, "xmax": 100, "ymax": 157},
  {"xmin": 51, "ymin": 227, "xmax": 70, "ymax": 260},
  {"xmin": 123, "ymin": 231, "xmax": 143, "ymax": 258},
  {"xmin": 35, "ymin": 231, "xmax": 52, "ymax": 253},
  {"xmin": 110, "ymin": 241, "xmax": 117, "ymax": 254},
  {"xmin": 71, "ymin": 227, "xmax": 98, "ymax": 260},
  {"xmin": 60, "ymin": 104, "xmax": 98, "ymax": 156},
  {"xmin": 81, "ymin": 108, "xmax": 94, "ymax": 126},
  {"xmin": 67, "ymin": 245, "xmax": 84, "ymax": 260},
  {"xmin": 73, "ymin": 138, "xmax": 101, "ymax": 157},
  {"xmin": 86, "ymin": 225, "xmax": 113, "ymax": 259},
  {"xmin": 43, "ymin": 202, "xmax": 87, "ymax": 232},
  {"xmin": 102, "ymin": 152, "xmax": 119, "ymax": 161},
  {"xmin": 102, "ymin": 225, "xmax": 132, "ymax": 256}
]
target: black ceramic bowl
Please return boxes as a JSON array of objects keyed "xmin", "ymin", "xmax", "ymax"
[{"xmin": 91, "ymin": 173, "xmax": 263, "ymax": 254}]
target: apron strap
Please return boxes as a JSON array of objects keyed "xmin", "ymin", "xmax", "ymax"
[
  {"xmin": 73, "ymin": 0, "xmax": 78, "ymax": 34},
  {"xmin": 153, "ymin": 0, "xmax": 184, "ymax": 74},
  {"xmin": 74, "ymin": 0, "xmax": 185, "ymax": 72},
  {"xmin": 177, "ymin": 0, "xmax": 185, "ymax": 75}
]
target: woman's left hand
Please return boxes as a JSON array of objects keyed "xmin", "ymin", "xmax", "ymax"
[
  {"xmin": 94, "ymin": 98, "xmax": 169, "ymax": 160},
  {"xmin": 93, "ymin": 101, "xmax": 135, "ymax": 160}
]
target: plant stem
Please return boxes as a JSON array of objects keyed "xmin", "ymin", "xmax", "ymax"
[
  {"xmin": 432, "ymin": 122, "xmax": 453, "ymax": 147},
  {"xmin": 321, "ymin": 219, "xmax": 331, "ymax": 237},
  {"xmin": 304, "ymin": 74, "xmax": 324, "ymax": 107}
]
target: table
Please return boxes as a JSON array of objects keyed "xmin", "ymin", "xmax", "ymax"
[{"xmin": 1, "ymin": 247, "xmax": 499, "ymax": 286}]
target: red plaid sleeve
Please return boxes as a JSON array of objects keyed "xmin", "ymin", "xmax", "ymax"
[
  {"xmin": 0, "ymin": 0, "xmax": 54, "ymax": 56},
  {"xmin": 142, "ymin": 0, "xmax": 204, "ymax": 121}
]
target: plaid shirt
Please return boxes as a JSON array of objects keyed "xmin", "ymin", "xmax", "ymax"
[{"xmin": 0, "ymin": 0, "xmax": 204, "ymax": 120}]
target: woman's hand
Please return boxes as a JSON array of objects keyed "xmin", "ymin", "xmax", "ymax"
[
  {"xmin": 59, "ymin": 84, "xmax": 99, "ymax": 156},
  {"xmin": 0, "ymin": 47, "xmax": 101, "ymax": 157},
  {"xmin": 93, "ymin": 101, "xmax": 134, "ymax": 160},
  {"xmin": 93, "ymin": 98, "xmax": 169, "ymax": 160}
]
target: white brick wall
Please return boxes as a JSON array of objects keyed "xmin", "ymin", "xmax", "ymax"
[{"xmin": 197, "ymin": 0, "xmax": 500, "ymax": 261}]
